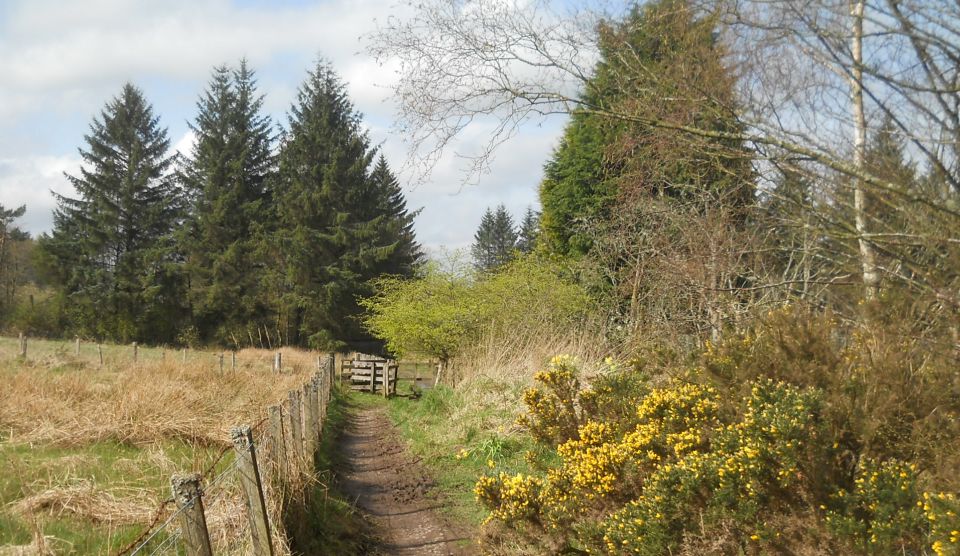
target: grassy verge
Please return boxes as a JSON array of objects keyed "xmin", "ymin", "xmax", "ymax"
[{"xmin": 375, "ymin": 378, "xmax": 538, "ymax": 527}]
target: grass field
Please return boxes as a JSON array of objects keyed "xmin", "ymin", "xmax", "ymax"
[{"xmin": 0, "ymin": 336, "xmax": 320, "ymax": 555}]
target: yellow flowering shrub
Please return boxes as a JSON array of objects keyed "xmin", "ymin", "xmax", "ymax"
[
  {"xmin": 477, "ymin": 353, "xmax": 959, "ymax": 555},
  {"xmin": 517, "ymin": 355, "xmax": 583, "ymax": 445},
  {"xmin": 923, "ymin": 492, "xmax": 960, "ymax": 556},
  {"xmin": 825, "ymin": 458, "xmax": 926, "ymax": 553}
]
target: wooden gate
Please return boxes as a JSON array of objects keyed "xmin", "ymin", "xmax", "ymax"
[{"xmin": 340, "ymin": 354, "xmax": 398, "ymax": 396}]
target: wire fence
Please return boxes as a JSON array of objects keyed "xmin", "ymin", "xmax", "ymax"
[{"xmin": 113, "ymin": 354, "xmax": 337, "ymax": 556}]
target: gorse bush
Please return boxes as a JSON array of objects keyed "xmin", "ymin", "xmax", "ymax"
[{"xmin": 476, "ymin": 348, "xmax": 960, "ymax": 555}]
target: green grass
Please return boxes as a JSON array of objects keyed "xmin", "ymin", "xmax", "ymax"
[
  {"xmin": 0, "ymin": 437, "xmax": 232, "ymax": 553},
  {"xmin": 369, "ymin": 378, "xmax": 538, "ymax": 527}
]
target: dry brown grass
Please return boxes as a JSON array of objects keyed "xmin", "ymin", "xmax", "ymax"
[
  {"xmin": 0, "ymin": 348, "xmax": 315, "ymax": 447},
  {"xmin": 0, "ymin": 339, "xmax": 329, "ymax": 555},
  {"xmin": 10, "ymin": 480, "xmax": 156, "ymax": 525}
]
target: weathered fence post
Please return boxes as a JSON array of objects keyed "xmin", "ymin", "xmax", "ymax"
[
  {"xmin": 218, "ymin": 353, "xmax": 224, "ymax": 373},
  {"xmin": 18, "ymin": 333, "xmax": 26, "ymax": 358},
  {"xmin": 303, "ymin": 381, "xmax": 319, "ymax": 463},
  {"xmin": 231, "ymin": 426, "xmax": 274, "ymax": 556},
  {"xmin": 274, "ymin": 352, "xmax": 282, "ymax": 373},
  {"xmin": 182, "ymin": 347, "xmax": 187, "ymax": 364},
  {"xmin": 383, "ymin": 360, "xmax": 390, "ymax": 399},
  {"xmin": 97, "ymin": 344, "xmax": 103, "ymax": 368},
  {"xmin": 287, "ymin": 390, "xmax": 303, "ymax": 464},
  {"xmin": 232, "ymin": 351, "xmax": 237, "ymax": 371},
  {"xmin": 267, "ymin": 404, "xmax": 285, "ymax": 476},
  {"xmin": 132, "ymin": 342, "xmax": 138, "ymax": 363},
  {"xmin": 326, "ymin": 354, "xmax": 335, "ymax": 400},
  {"xmin": 75, "ymin": 336, "xmax": 80, "ymax": 357},
  {"xmin": 335, "ymin": 352, "xmax": 343, "ymax": 387},
  {"xmin": 170, "ymin": 474, "xmax": 213, "ymax": 556}
]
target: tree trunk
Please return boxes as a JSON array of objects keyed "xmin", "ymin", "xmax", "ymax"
[{"xmin": 850, "ymin": 0, "xmax": 879, "ymax": 300}]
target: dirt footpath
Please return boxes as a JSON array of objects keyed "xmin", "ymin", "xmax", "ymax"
[{"xmin": 337, "ymin": 405, "xmax": 474, "ymax": 555}]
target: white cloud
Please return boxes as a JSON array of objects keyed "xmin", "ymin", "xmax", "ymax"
[
  {"xmin": 0, "ymin": 155, "xmax": 81, "ymax": 236},
  {"xmin": 0, "ymin": 0, "xmax": 568, "ymax": 250}
]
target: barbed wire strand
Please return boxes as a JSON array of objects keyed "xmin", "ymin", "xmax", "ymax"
[
  {"xmin": 128, "ymin": 496, "xmax": 192, "ymax": 556},
  {"xmin": 114, "ymin": 496, "xmax": 174, "ymax": 556},
  {"xmin": 145, "ymin": 528, "xmax": 181, "ymax": 556}
]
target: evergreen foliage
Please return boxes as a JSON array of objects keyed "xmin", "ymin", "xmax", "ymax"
[
  {"xmin": 180, "ymin": 60, "xmax": 276, "ymax": 345},
  {"xmin": 539, "ymin": 0, "xmax": 751, "ymax": 258},
  {"xmin": 471, "ymin": 204, "xmax": 518, "ymax": 272},
  {"xmin": 274, "ymin": 60, "xmax": 421, "ymax": 350},
  {"xmin": 517, "ymin": 207, "xmax": 540, "ymax": 254},
  {"xmin": 39, "ymin": 84, "xmax": 184, "ymax": 342},
  {"xmin": 0, "ymin": 204, "xmax": 28, "ymax": 319}
]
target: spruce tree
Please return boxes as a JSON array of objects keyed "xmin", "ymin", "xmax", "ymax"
[
  {"xmin": 472, "ymin": 204, "xmax": 517, "ymax": 272},
  {"xmin": 40, "ymin": 84, "xmax": 183, "ymax": 341},
  {"xmin": 275, "ymin": 60, "xmax": 420, "ymax": 350},
  {"xmin": 368, "ymin": 154, "xmax": 423, "ymax": 276},
  {"xmin": 180, "ymin": 60, "xmax": 275, "ymax": 345},
  {"xmin": 517, "ymin": 207, "xmax": 540, "ymax": 254}
]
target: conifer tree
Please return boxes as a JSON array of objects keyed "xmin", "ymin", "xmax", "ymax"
[
  {"xmin": 180, "ymin": 60, "xmax": 275, "ymax": 345},
  {"xmin": 275, "ymin": 60, "xmax": 420, "ymax": 350},
  {"xmin": 472, "ymin": 204, "xmax": 517, "ymax": 272},
  {"xmin": 368, "ymin": 154, "xmax": 423, "ymax": 276},
  {"xmin": 517, "ymin": 207, "xmax": 540, "ymax": 254},
  {"xmin": 40, "ymin": 84, "xmax": 183, "ymax": 341},
  {"xmin": 539, "ymin": 0, "xmax": 750, "ymax": 257}
]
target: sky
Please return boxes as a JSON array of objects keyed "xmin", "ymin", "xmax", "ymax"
[{"xmin": 0, "ymin": 0, "xmax": 566, "ymax": 252}]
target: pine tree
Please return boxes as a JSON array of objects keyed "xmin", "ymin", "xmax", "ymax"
[
  {"xmin": 517, "ymin": 207, "xmax": 540, "ymax": 254},
  {"xmin": 180, "ymin": 60, "xmax": 275, "ymax": 345},
  {"xmin": 40, "ymin": 84, "xmax": 183, "ymax": 341},
  {"xmin": 472, "ymin": 204, "xmax": 517, "ymax": 272},
  {"xmin": 275, "ymin": 60, "xmax": 421, "ymax": 350}
]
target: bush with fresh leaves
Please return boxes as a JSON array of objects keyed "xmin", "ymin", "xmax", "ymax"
[{"xmin": 361, "ymin": 255, "xmax": 592, "ymax": 363}]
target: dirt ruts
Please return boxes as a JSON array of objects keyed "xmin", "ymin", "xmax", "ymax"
[{"xmin": 336, "ymin": 405, "xmax": 473, "ymax": 555}]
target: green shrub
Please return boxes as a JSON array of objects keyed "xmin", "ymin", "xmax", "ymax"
[{"xmin": 361, "ymin": 255, "xmax": 592, "ymax": 363}]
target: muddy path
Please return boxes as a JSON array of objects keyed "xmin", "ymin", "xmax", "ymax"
[{"xmin": 336, "ymin": 404, "xmax": 474, "ymax": 555}]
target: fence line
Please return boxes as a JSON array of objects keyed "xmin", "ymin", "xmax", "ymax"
[{"xmin": 114, "ymin": 352, "xmax": 337, "ymax": 556}]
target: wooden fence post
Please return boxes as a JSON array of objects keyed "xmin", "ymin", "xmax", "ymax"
[
  {"xmin": 327, "ymin": 354, "xmax": 335, "ymax": 399},
  {"xmin": 231, "ymin": 426, "xmax": 274, "ymax": 556},
  {"xmin": 75, "ymin": 336, "xmax": 80, "ymax": 357},
  {"xmin": 97, "ymin": 344, "xmax": 103, "ymax": 368},
  {"xmin": 18, "ymin": 333, "xmax": 26, "ymax": 358},
  {"xmin": 274, "ymin": 352, "xmax": 282, "ymax": 373},
  {"xmin": 267, "ymin": 404, "xmax": 285, "ymax": 477},
  {"xmin": 232, "ymin": 351, "xmax": 237, "ymax": 371},
  {"xmin": 382, "ymin": 363, "xmax": 388, "ymax": 399},
  {"xmin": 218, "ymin": 353, "xmax": 224, "ymax": 373},
  {"xmin": 335, "ymin": 352, "xmax": 343, "ymax": 387},
  {"xmin": 303, "ymin": 381, "xmax": 318, "ymax": 463},
  {"xmin": 170, "ymin": 474, "xmax": 213, "ymax": 556},
  {"xmin": 182, "ymin": 347, "xmax": 187, "ymax": 364},
  {"xmin": 132, "ymin": 342, "xmax": 138, "ymax": 363},
  {"xmin": 287, "ymin": 390, "xmax": 303, "ymax": 464}
]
